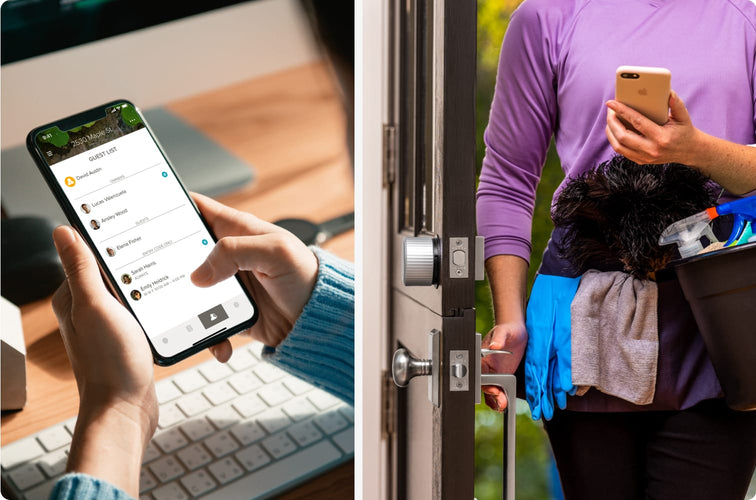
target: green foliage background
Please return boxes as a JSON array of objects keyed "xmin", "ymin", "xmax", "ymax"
[{"xmin": 474, "ymin": 1, "xmax": 565, "ymax": 499}]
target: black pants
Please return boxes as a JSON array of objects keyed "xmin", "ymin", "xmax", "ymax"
[{"xmin": 544, "ymin": 399, "xmax": 756, "ymax": 500}]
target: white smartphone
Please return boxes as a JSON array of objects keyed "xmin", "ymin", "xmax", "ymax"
[
  {"xmin": 615, "ymin": 65, "xmax": 671, "ymax": 126},
  {"xmin": 27, "ymin": 100, "xmax": 258, "ymax": 365}
]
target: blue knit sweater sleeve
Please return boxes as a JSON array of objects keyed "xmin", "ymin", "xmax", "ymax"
[
  {"xmin": 49, "ymin": 473, "xmax": 134, "ymax": 500},
  {"xmin": 262, "ymin": 247, "xmax": 354, "ymax": 405}
]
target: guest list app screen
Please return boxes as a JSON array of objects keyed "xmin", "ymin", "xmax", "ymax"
[{"xmin": 34, "ymin": 102, "xmax": 255, "ymax": 359}]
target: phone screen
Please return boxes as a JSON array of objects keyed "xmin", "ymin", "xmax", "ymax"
[{"xmin": 30, "ymin": 102, "xmax": 256, "ymax": 363}]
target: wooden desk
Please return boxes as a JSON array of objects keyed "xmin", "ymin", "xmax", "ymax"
[{"xmin": 1, "ymin": 62, "xmax": 354, "ymax": 499}]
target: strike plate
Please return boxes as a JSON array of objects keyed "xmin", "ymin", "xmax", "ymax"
[
  {"xmin": 449, "ymin": 349, "xmax": 469, "ymax": 391},
  {"xmin": 449, "ymin": 237, "xmax": 468, "ymax": 279}
]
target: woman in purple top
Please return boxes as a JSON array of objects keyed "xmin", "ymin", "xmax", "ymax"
[{"xmin": 477, "ymin": 0, "xmax": 756, "ymax": 498}]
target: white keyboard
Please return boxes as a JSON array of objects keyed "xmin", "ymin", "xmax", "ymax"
[{"xmin": 1, "ymin": 342, "xmax": 354, "ymax": 500}]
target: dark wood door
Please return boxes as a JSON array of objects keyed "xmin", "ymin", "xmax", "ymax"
[{"xmin": 385, "ymin": 1, "xmax": 478, "ymax": 498}]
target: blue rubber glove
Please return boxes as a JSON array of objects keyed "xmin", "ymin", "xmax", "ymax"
[
  {"xmin": 524, "ymin": 274, "xmax": 555, "ymax": 421},
  {"xmin": 525, "ymin": 274, "xmax": 581, "ymax": 420},
  {"xmin": 552, "ymin": 275, "xmax": 581, "ymax": 410}
]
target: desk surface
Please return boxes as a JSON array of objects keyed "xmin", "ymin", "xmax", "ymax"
[{"xmin": 1, "ymin": 62, "xmax": 354, "ymax": 499}]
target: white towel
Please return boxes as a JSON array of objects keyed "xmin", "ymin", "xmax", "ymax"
[{"xmin": 571, "ymin": 270, "xmax": 658, "ymax": 405}]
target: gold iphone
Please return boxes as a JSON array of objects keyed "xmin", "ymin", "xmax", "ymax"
[{"xmin": 615, "ymin": 65, "xmax": 671, "ymax": 126}]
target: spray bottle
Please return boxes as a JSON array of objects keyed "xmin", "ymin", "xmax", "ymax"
[{"xmin": 659, "ymin": 194, "xmax": 756, "ymax": 258}]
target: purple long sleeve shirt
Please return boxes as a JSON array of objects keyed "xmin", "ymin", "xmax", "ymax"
[{"xmin": 477, "ymin": 0, "xmax": 756, "ymax": 411}]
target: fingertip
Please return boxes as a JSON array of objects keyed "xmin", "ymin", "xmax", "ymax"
[
  {"xmin": 190, "ymin": 191, "xmax": 210, "ymax": 208},
  {"xmin": 484, "ymin": 392, "xmax": 499, "ymax": 411},
  {"xmin": 190, "ymin": 263, "xmax": 213, "ymax": 287},
  {"xmin": 209, "ymin": 340, "xmax": 232, "ymax": 363},
  {"xmin": 669, "ymin": 89, "xmax": 685, "ymax": 108},
  {"xmin": 52, "ymin": 225, "xmax": 76, "ymax": 252},
  {"xmin": 486, "ymin": 331, "xmax": 502, "ymax": 350}
]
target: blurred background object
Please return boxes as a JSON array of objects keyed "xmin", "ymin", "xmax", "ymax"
[{"xmin": 1, "ymin": 297, "xmax": 28, "ymax": 411}]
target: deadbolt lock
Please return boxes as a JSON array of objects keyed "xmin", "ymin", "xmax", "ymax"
[{"xmin": 402, "ymin": 236, "xmax": 440, "ymax": 286}]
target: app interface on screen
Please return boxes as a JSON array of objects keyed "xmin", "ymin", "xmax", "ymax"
[{"xmin": 35, "ymin": 103, "xmax": 255, "ymax": 358}]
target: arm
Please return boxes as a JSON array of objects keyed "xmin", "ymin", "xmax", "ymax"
[
  {"xmin": 476, "ymin": 2, "xmax": 557, "ymax": 264},
  {"xmin": 50, "ymin": 226, "xmax": 158, "ymax": 499},
  {"xmin": 487, "ymin": 255, "xmax": 528, "ymax": 329},
  {"xmin": 64, "ymin": 406, "xmax": 150, "ymax": 494},
  {"xmin": 606, "ymin": 91, "xmax": 756, "ymax": 195},
  {"xmin": 480, "ymin": 255, "xmax": 529, "ymax": 411},
  {"xmin": 476, "ymin": 2, "xmax": 560, "ymax": 409}
]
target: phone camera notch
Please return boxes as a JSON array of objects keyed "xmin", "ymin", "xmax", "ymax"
[{"xmin": 621, "ymin": 72, "xmax": 640, "ymax": 79}]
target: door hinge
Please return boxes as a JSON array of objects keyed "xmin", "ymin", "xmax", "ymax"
[
  {"xmin": 381, "ymin": 370, "xmax": 396, "ymax": 438},
  {"xmin": 382, "ymin": 123, "xmax": 397, "ymax": 187}
]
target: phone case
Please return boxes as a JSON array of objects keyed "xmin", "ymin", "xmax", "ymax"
[{"xmin": 615, "ymin": 65, "xmax": 671, "ymax": 126}]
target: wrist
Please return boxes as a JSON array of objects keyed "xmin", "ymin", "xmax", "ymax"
[
  {"xmin": 492, "ymin": 290, "xmax": 527, "ymax": 326},
  {"xmin": 68, "ymin": 399, "xmax": 156, "ymax": 497},
  {"xmin": 493, "ymin": 306, "xmax": 526, "ymax": 326},
  {"xmin": 78, "ymin": 388, "xmax": 158, "ymax": 442},
  {"xmin": 74, "ymin": 395, "xmax": 158, "ymax": 456},
  {"xmin": 492, "ymin": 320, "xmax": 528, "ymax": 343},
  {"xmin": 486, "ymin": 255, "xmax": 528, "ymax": 322},
  {"xmin": 683, "ymin": 127, "xmax": 713, "ymax": 167}
]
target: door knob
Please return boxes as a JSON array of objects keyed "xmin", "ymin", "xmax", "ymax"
[
  {"xmin": 391, "ymin": 331, "xmax": 440, "ymax": 405},
  {"xmin": 392, "ymin": 347, "xmax": 432, "ymax": 387},
  {"xmin": 403, "ymin": 236, "xmax": 440, "ymax": 286}
]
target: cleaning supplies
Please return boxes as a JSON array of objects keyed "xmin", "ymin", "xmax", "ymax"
[
  {"xmin": 659, "ymin": 194, "xmax": 756, "ymax": 410},
  {"xmin": 659, "ymin": 194, "xmax": 756, "ymax": 258}
]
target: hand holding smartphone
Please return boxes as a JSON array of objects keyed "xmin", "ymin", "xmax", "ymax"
[
  {"xmin": 27, "ymin": 101, "xmax": 258, "ymax": 365},
  {"xmin": 615, "ymin": 65, "xmax": 671, "ymax": 127}
]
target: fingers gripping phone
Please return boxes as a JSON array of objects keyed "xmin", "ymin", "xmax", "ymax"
[
  {"xmin": 27, "ymin": 100, "xmax": 258, "ymax": 365},
  {"xmin": 615, "ymin": 65, "xmax": 671, "ymax": 126}
]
